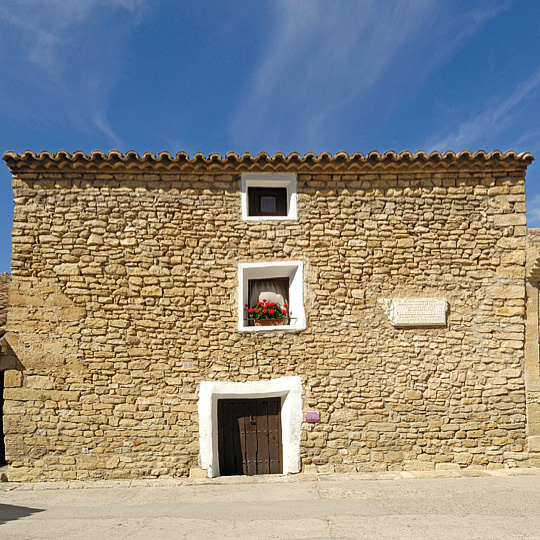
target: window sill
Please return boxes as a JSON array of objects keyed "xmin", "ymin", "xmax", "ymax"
[
  {"xmin": 243, "ymin": 215, "xmax": 297, "ymax": 222},
  {"xmin": 239, "ymin": 322, "xmax": 306, "ymax": 333}
]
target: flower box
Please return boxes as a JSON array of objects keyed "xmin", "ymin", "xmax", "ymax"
[
  {"xmin": 254, "ymin": 318, "xmax": 286, "ymax": 327},
  {"xmin": 245, "ymin": 299, "xmax": 289, "ymax": 327}
]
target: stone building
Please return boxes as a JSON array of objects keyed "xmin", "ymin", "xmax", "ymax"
[{"xmin": 1, "ymin": 149, "xmax": 539, "ymax": 482}]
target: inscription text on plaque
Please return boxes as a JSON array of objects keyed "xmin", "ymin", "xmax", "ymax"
[{"xmin": 380, "ymin": 298, "xmax": 448, "ymax": 327}]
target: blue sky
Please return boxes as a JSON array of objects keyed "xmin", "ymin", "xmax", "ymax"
[{"xmin": 1, "ymin": 0, "xmax": 540, "ymax": 272}]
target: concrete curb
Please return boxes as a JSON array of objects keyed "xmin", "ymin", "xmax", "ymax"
[{"xmin": 2, "ymin": 467, "xmax": 540, "ymax": 492}]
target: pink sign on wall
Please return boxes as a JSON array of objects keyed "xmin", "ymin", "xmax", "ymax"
[{"xmin": 305, "ymin": 411, "xmax": 320, "ymax": 422}]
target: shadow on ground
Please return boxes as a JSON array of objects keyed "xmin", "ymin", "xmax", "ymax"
[{"xmin": 0, "ymin": 504, "xmax": 45, "ymax": 525}]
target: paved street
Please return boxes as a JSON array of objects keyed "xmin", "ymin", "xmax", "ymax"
[{"xmin": 1, "ymin": 471, "xmax": 540, "ymax": 539}]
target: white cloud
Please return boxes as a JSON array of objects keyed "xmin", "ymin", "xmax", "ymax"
[
  {"xmin": 0, "ymin": 0, "xmax": 151, "ymax": 145},
  {"xmin": 230, "ymin": 0, "xmax": 440, "ymax": 151},
  {"xmin": 514, "ymin": 128, "xmax": 540, "ymax": 150},
  {"xmin": 421, "ymin": 1, "xmax": 512, "ymax": 76},
  {"xmin": 229, "ymin": 0, "xmax": 512, "ymax": 153},
  {"xmin": 426, "ymin": 66, "xmax": 540, "ymax": 151},
  {"xmin": 0, "ymin": 1, "xmax": 148, "ymax": 68}
]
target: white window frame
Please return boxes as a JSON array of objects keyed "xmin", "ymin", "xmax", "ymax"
[
  {"xmin": 238, "ymin": 261, "xmax": 306, "ymax": 332},
  {"xmin": 198, "ymin": 376, "xmax": 303, "ymax": 478},
  {"xmin": 241, "ymin": 173, "xmax": 297, "ymax": 221}
]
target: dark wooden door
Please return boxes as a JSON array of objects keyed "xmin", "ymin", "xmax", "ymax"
[{"xmin": 218, "ymin": 398, "xmax": 282, "ymax": 476}]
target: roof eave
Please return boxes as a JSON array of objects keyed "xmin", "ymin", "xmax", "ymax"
[{"xmin": 3, "ymin": 149, "xmax": 535, "ymax": 174}]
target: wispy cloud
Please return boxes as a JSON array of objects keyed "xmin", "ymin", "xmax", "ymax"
[
  {"xmin": 229, "ymin": 0, "xmax": 511, "ymax": 153},
  {"xmin": 514, "ymin": 128, "xmax": 540, "ymax": 150},
  {"xmin": 0, "ymin": 0, "xmax": 151, "ymax": 146},
  {"xmin": 426, "ymin": 66, "xmax": 540, "ymax": 152},
  {"xmin": 230, "ymin": 0, "xmax": 440, "ymax": 151},
  {"xmin": 421, "ymin": 1, "xmax": 512, "ymax": 77}
]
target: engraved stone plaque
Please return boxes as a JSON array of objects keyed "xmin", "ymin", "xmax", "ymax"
[{"xmin": 380, "ymin": 298, "xmax": 448, "ymax": 327}]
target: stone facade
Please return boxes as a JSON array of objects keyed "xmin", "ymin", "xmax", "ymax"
[
  {"xmin": 0, "ymin": 273, "xmax": 8, "ymax": 336},
  {"xmin": 1, "ymin": 149, "xmax": 537, "ymax": 482},
  {"xmin": 0, "ymin": 272, "xmax": 10, "ymax": 465},
  {"xmin": 0, "ymin": 273, "xmax": 17, "ymax": 371},
  {"xmin": 525, "ymin": 229, "xmax": 540, "ymax": 466}
]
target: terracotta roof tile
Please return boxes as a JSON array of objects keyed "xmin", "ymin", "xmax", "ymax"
[{"xmin": 3, "ymin": 149, "xmax": 534, "ymax": 174}]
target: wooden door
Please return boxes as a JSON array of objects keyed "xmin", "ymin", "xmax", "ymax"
[{"xmin": 218, "ymin": 398, "xmax": 282, "ymax": 476}]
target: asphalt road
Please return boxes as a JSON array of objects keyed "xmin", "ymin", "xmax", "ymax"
[{"xmin": 1, "ymin": 473, "xmax": 540, "ymax": 539}]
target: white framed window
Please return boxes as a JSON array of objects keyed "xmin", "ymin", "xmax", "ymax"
[
  {"xmin": 238, "ymin": 261, "xmax": 306, "ymax": 332},
  {"xmin": 241, "ymin": 173, "xmax": 297, "ymax": 221}
]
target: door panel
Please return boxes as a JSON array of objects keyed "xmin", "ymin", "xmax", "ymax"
[
  {"xmin": 218, "ymin": 398, "xmax": 282, "ymax": 476},
  {"xmin": 245, "ymin": 403, "xmax": 258, "ymax": 475},
  {"xmin": 218, "ymin": 401, "xmax": 243, "ymax": 476},
  {"xmin": 256, "ymin": 401, "xmax": 270, "ymax": 475},
  {"xmin": 267, "ymin": 398, "xmax": 282, "ymax": 474}
]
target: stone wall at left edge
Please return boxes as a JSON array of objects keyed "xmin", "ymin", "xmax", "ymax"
[{"xmin": 3, "ymin": 171, "xmax": 219, "ymax": 481}]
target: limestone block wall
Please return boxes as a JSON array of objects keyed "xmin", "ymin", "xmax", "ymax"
[
  {"xmin": 525, "ymin": 230, "xmax": 540, "ymax": 467},
  {"xmin": 2, "ymin": 152, "xmax": 532, "ymax": 481}
]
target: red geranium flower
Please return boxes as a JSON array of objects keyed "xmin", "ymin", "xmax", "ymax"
[
  {"xmin": 247, "ymin": 300, "xmax": 288, "ymax": 323},
  {"xmin": 283, "ymin": 304, "xmax": 288, "ymax": 308}
]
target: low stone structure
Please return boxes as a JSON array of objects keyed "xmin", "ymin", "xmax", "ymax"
[{"xmin": 1, "ymin": 149, "xmax": 538, "ymax": 482}]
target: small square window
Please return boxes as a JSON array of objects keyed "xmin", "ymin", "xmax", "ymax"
[
  {"xmin": 261, "ymin": 196, "xmax": 276, "ymax": 213},
  {"xmin": 261, "ymin": 197, "xmax": 276, "ymax": 214},
  {"xmin": 241, "ymin": 174, "xmax": 297, "ymax": 221},
  {"xmin": 238, "ymin": 262, "xmax": 305, "ymax": 332}
]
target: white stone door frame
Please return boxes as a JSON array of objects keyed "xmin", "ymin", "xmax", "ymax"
[{"xmin": 198, "ymin": 376, "xmax": 303, "ymax": 478}]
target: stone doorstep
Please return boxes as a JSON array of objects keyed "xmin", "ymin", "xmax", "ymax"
[{"xmin": 1, "ymin": 467, "xmax": 540, "ymax": 492}]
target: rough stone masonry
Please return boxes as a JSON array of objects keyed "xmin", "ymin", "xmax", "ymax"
[{"xmin": 1, "ymin": 149, "xmax": 538, "ymax": 482}]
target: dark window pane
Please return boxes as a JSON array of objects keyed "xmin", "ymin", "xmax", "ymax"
[
  {"xmin": 261, "ymin": 196, "xmax": 276, "ymax": 213},
  {"xmin": 248, "ymin": 187, "xmax": 287, "ymax": 216}
]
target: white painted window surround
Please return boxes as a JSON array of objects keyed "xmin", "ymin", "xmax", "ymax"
[
  {"xmin": 241, "ymin": 173, "xmax": 297, "ymax": 221},
  {"xmin": 198, "ymin": 376, "xmax": 303, "ymax": 478},
  {"xmin": 238, "ymin": 261, "xmax": 306, "ymax": 332}
]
